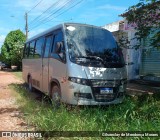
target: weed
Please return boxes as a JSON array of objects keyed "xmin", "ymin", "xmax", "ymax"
[{"xmin": 10, "ymin": 83, "xmax": 160, "ymax": 139}]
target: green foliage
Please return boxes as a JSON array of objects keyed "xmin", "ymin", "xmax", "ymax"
[
  {"xmin": 0, "ymin": 53, "xmax": 2, "ymax": 61},
  {"xmin": 114, "ymin": 31, "xmax": 130, "ymax": 49},
  {"xmin": 1, "ymin": 30, "xmax": 26, "ymax": 69},
  {"xmin": 122, "ymin": 0, "xmax": 160, "ymax": 49}
]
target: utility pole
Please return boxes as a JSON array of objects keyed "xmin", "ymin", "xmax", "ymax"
[{"xmin": 25, "ymin": 12, "xmax": 28, "ymax": 39}]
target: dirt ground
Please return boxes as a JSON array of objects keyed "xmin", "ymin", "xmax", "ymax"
[{"xmin": 0, "ymin": 71, "xmax": 28, "ymax": 132}]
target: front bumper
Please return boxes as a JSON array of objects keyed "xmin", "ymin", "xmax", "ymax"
[
  {"xmin": 65, "ymin": 79, "xmax": 127, "ymax": 105},
  {"xmin": 76, "ymin": 96, "xmax": 124, "ymax": 105}
]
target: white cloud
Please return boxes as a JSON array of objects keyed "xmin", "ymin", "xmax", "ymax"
[
  {"xmin": 0, "ymin": 35, "xmax": 6, "ymax": 43},
  {"xmin": 81, "ymin": 12, "xmax": 110, "ymax": 19},
  {"xmin": 15, "ymin": 0, "xmax": 35, "ymax": 11},
  {"xmin": 97, "ymin": 4, "xmax": 127, "ymax": 11},
  {"xmin": 78, "ymin": 9, "xmax": 111, "ymax": 24},
  {"xmin": 16, "ymin": 0, "xmax": 72, "ymax": 14},
  {"xmin": 28, "ymin": 28, "xmax": 45, "ymax": 38},
  {"xmin": 0, "ymin": 35, "xmax": 6, "ymax": 49},
  {"xmin": 0, "ymin": 28, "xmax": 10, "ymax": 34},
  {"xmin": 15, "ymin": 0, "xmax": 54, "ymax": 16},
  {"xmin": 15, "ymin": 0, "xmax": 76, "ymax": 24}
]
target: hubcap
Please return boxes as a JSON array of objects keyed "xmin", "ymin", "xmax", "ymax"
[{"xmin": 53, "ymin": 92, "xmax": 60, "ymax": 101}]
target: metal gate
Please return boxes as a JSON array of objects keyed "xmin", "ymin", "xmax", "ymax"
[{"xmin": 140, "ymin": 48, "xmax": 160, "ymax": 77}]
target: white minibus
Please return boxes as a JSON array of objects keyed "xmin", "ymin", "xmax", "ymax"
[{"xmin": 22, "ymin": 23, "xmax": 127, "ymax": 105}]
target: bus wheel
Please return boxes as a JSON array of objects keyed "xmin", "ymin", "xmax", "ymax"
[
  {"xmin": 28, "ymin": 76, "xmax": 33, "ymax": 92},
  {"xmin": 51, "ymin": 85, "xmax": 61, "ymax": 107}
]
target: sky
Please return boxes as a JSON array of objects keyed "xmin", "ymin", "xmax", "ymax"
[{"xmin": 0, "ymin": 0, "xmax": 140, "ymax": 49}]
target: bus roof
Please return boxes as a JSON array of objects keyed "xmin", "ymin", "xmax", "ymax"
[
  {"xmin": 26, "ymin": 23, "xmax": 108, "ymax": 43},
  {"xmin": 26, "ymin": 24, "xmax": 64, "ymax": 43}
]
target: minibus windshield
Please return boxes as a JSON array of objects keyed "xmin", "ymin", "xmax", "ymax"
[{"xmin": 65, "ymin": 24, "xmax": 125, "ymax": 68}]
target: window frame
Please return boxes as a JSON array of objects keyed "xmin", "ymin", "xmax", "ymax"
[
  {"xmin": 50, "ymin": 29, "xmax": 66, "ymax": 63},
  {"xmin": 23, "ymin": 27, "xmax": 65, "ymax": 62},
  {"xmin": 28, "ymin": 41, "xmax": 36, "ymax": 58},
  {"xmin": 34, "ymin": 37, "xmax": 45, "ymax": 59},
  {"xmin": 43, "ymin": 34, "xmax": 53, "ymax": 58},
  {"xmin": 23, "ymin": 43, "xmax": 30, "ymax": 58}
]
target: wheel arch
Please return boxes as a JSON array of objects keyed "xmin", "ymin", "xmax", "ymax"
[
  {"xmin": 49, "ymin": 78, "xmax": 61, "ymax": 96},
  {"xmin": 27, "ymin": 73, "xmax": 31, "ymax": 83}
]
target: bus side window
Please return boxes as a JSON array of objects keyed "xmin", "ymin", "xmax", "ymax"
[
  {"xmin": 29, "ymin": 41, "xmax": 35, "ymax": 58},
  {"xmin": 51, "ymin": 31, "xmax": 63, "ymax": 54},
  {"xmin": 43, "ymin": 35, "xmax": 53, "ymax": 58},
  {"xmin": 34, "ymin": 37, "xmax": 44, "ymax": 58},
  {"xmin": 51, "ymin": 31, "xmax": 66, "ymax": 62}
]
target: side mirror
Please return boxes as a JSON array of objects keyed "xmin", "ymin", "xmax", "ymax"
[
  {"xmin": 55, "ymin": 42, "xmax": 63, "ymax": 54},
  {"xmin": 55, "ymin": 41, "xmax": 66, "ymax": 62}
]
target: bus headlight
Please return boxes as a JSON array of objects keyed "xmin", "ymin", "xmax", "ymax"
[{"xmin": 68, "ymin": 77, "xmax": 90, "ymax": 86}]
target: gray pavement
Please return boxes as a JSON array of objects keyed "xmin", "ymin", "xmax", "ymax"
[{"xmin": 126, "ymin": 79, "xmax": 160, "ymax": 96}]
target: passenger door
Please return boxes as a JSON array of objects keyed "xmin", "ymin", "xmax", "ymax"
[
  {"xmin": 42, "ymin": 35, "xmax": 53, "ymax": 93},
  {"xmin": 49, "ymin": 30, "xmax": 67, "ymax": 99},
  {"xmin": 33, "ymin": 37, "xmax": 44, "ymax": 90}
]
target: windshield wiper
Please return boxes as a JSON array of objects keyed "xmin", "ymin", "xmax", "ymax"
[
  {"xmin": 76, "ymin": 56, "xmax": 105, "ymax": 64},
  {"xmin": 77, "ymin": 56, "xmax": 103, "ymax": 61},
  {"xmin": 104, "ymin": 62, "xmax": 125, "ymax": 68}
]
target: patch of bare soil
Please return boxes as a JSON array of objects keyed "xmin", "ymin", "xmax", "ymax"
[{"xmin": 0, "ymin": 71, "xmax": 31, "ymax": 132}]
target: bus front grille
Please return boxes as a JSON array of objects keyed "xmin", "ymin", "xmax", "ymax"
[{"xmin": 90, "ymin": 79, "xmax": 121, "ymax": 87}]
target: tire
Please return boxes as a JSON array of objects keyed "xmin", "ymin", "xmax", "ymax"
[
  {"xmin": 51, "ymin": 85, "xmax": 61, "ymax": 107},
  {"xmin": 28, "ymin": 76, "xmax": 33, "ymax": 92}
]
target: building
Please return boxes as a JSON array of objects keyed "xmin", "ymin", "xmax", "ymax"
[{"xmin": 104, "ymin": 19, "xmax": 160, "ymax": 82}]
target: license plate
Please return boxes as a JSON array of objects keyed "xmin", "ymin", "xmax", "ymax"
[{"xmin": 100, "ymin": 88, "xmax": 113, "ymax": 94}]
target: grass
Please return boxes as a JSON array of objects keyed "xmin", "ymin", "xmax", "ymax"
[
  {"xmin": 10, "ymin": 72, "xmax": 160, "ymax": 139},
  {"xmin": 10, "ymin": 82, "xmax": 160, "ymax": 140},
  {"xmin": 12, "ymin": 71, "xmax": 22, "ymax": 79}
]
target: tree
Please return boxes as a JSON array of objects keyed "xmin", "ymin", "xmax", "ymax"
[
  {"xmin": 121, "ymin": 0, "xmax": 160, "ymax": 49},
  {"xmin": 0, "ymin": 53, "xmax": 2, "ymax": 61},
  {"xmin": 1, "ymin": 30, "xmax": 26, "ymax": 69}
]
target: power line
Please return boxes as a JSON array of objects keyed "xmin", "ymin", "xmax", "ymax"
[
  {"xmin": 27, "ymin": 0, "xmax": 44, "ymax": 13},
  {"xmin": 32, "ymin": 0, "xmax": 73, "ymax": 25},
  {"xmin": 28, "ymin": 0, "xmax": 61, "ymax": 26},
  {"xmin": 29, "ymin": 0, "xmax": 72, "ymax": 28},
  {"xmin": 46, "ymin": 0, "xmax": 84, "ymax": 23},
  {"xmin": 29, "ymin": 0, "xmax": 83, "ymax": 31},
  {"xmin": 41, "ymin": 18, "xmax": 73, "ymax": 26},
  {"xmin": 30, "ymin": 0, "xmax": 72, "ymax": 30}
]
